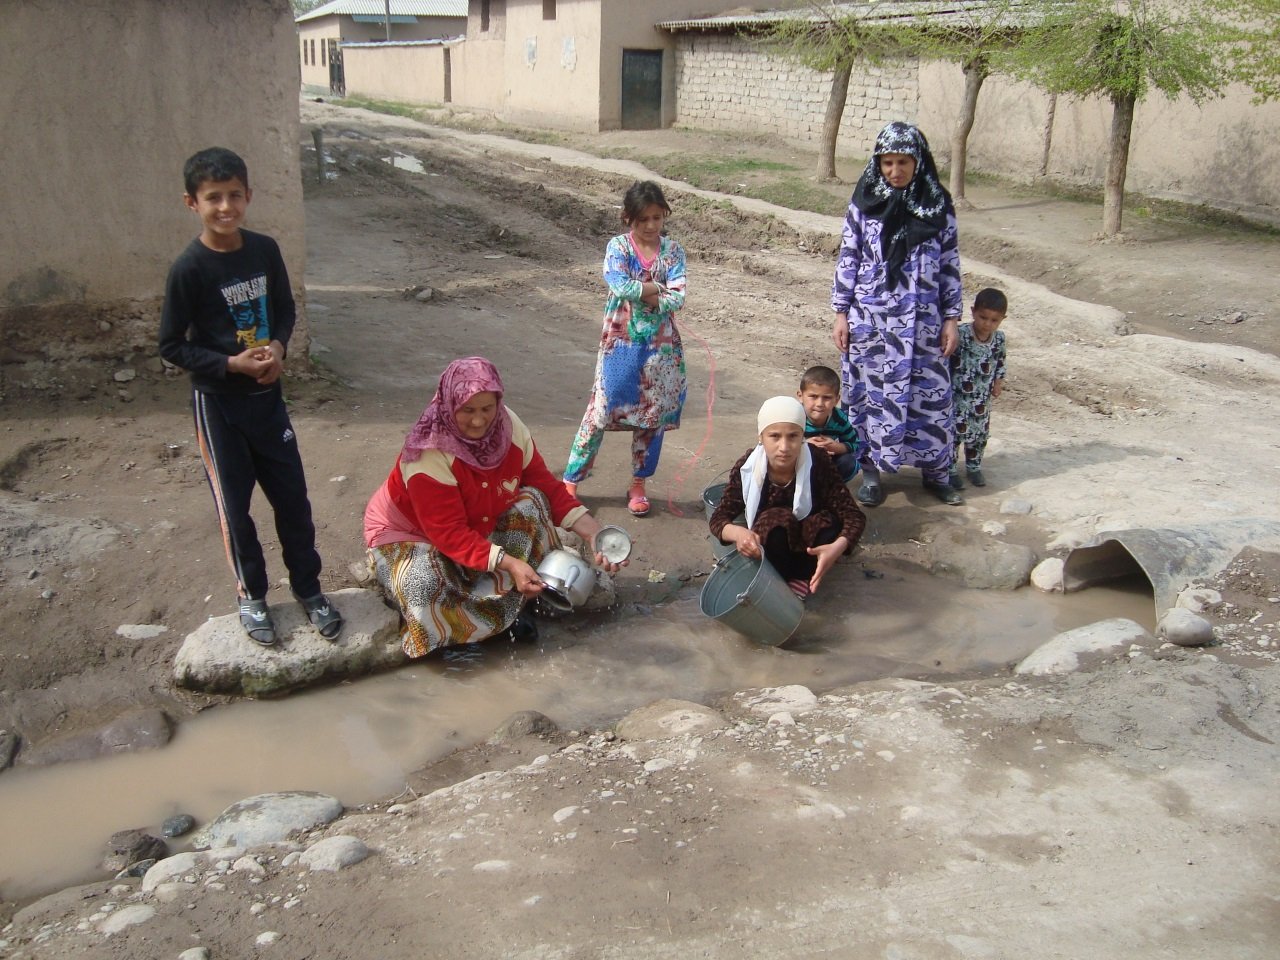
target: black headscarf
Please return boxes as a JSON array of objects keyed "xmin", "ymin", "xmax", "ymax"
[{"xmin": 849, "ymin": 122, "xmax": 952, "ymax": 287}]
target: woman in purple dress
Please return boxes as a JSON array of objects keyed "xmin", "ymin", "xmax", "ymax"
[{"xmin": 830, "ymin": 122, "xmax": 964, "ymax": 507}]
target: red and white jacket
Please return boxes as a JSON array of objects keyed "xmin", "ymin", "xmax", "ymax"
[{"xmin": 364, "ymin": 409, "xmax": 586, "ymax": 572}]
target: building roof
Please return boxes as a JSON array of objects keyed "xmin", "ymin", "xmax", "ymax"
[
  {"xmin": 658, "ymin": 1, "xmax": 1037, "ymax": 32},
  {"xmin": 296, "ymin": 0, "xmax": 467, "ymax": 23}
]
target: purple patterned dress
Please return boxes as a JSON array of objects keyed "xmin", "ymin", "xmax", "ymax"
[{"xmin": 831, "ymin": 204, "xmax": 963, "ymax": 481}]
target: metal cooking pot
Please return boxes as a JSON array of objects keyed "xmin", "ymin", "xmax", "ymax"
[{"xmin": 536, "ymin": 549, "xmax": 594, "ymax": 612}]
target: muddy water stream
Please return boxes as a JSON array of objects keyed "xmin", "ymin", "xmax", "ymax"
[{"xmin": 0, "ymin": 567, "xmax": 1153, "ymax": 902}]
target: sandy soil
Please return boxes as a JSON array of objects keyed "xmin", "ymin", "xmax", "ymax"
[{"xmin": 1, "ymin": 101, "xmax": 1278, "ymax": 955}]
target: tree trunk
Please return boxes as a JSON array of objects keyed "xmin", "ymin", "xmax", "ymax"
[
  {"xmin": 817, "ymin": 58, "xmax": 854, "ymax": 181},
  {"xmin": 949, "ymin": 59, "xmax": 987, "ymax": 201},
  {"xmin": 1038, "ymin": 92, "xmax": 1058, "ymax": 178},
  {"xmin": 1102, "ymin": 93, "xmax": 1136, "ymax": 236}
]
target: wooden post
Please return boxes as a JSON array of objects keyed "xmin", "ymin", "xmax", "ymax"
[{"xmin": 312, "ymin": 128, "xmax": 325, "ymax": 185}]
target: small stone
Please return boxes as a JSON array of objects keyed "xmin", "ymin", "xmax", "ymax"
[
  {"xmin": 40, "ymin": 589, "xmax": 55, "ymax": 600},
  {"xmin": 1157, "ymin": 608, "xmax": 1215, "ymax": 647},
  {"xmin": 233, "ymin": 855, "xmax": 266, "ymax": 875},
  {"xmin": 643, "ymin": 757, "xmax": 674, "ymax": 772},
  {"xmin": 414, "ymin": 287, "xmax": 435, "ymax": 302},
  {"xmin": 26, "ymin": 569, "xmax": 39, "ymax": 579},
  {"xmin": 179, "ymin": 948, "xmax": 212, "ymax": 960},
  {"xmin": 1176, "ymin": 588, "xmax": 1221, "ymax": 613},
  {"xmin": 104, "ymin": 828, "xmax": 167, "ymax": 873},
  {"xmin": 1030, "ymin": 557, "xmax": 1065, "ymax": 593},
  {"xmin": 98, "ymin": 320, "xmax": 113, "ymax": 332},
  {"xmin": 0, "ymin": 730, "xmax": 19, "ymax": 770},
  {"xmin": 162, "ymin": 813, "xmax": 196, "ymax": 838},
  {"xmin": 552, "ymin": 805, "xmax": 578, "ymax": 823},
  {"xmin": 99, "ymin": 904, "xmax": 156, "ymax": 935},
  {"xmin": 981, "ymin": 520, "xmax": 1007, "ymax": 536},
  {"xmin": 117, "ymin": 858, "xmax": 157, "ymax": 878},
  {"xmin": 113, "ymin": 368, "xmax": 137, "ymax": 383},
  {"xmin": 488, "ymin": 710, "xmax": 559, "ymax": 744},
  {"xmin": 256, "ymin": 931, "xmax": 282, "ymax": 946},
  {"xmin": 116, "ymin": 624, "xmax": 169, "ymax": 640},
  {"xmin": 298, "ymin": 835, "xmax": 371, "ymax": 872},
  {"xmin": 999, "ymin": 498, "xmax": 1034, "ymax": 516}
]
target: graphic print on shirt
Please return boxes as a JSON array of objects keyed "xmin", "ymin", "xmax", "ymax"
[{"xmin": 221, "ymin": 273, "xmax": 270, "ymax": 349}]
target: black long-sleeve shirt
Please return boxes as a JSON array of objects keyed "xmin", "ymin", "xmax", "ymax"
[{"xmin": 158, "ymin": 229, "xmax": 296, "ymax": 394}]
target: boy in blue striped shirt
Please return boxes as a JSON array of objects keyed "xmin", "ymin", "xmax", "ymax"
[{"xmin": 798, "ymin": 365, "xmax": 860, "ymax": 483}]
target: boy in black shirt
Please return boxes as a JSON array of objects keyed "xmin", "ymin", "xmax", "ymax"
[{"xmin": 159, "ymin": 147, "xmax": 342, "ymax": 647}]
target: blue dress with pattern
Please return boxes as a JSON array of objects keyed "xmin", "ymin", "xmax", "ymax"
[{"xmin": 831, "ymin": 204, "xmax": 963, "ymax": 480}]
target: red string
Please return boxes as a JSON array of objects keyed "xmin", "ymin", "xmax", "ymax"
[{"xmin": 665, "ymin": 322, "xmax": 717, "ymax": 518}]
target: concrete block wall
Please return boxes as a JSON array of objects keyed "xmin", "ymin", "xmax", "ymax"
[{"xmin": 672, "ymin": 34, "xmax": 918, "ymax": 156}]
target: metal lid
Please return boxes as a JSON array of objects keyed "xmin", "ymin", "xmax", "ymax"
[{"xmin": 593, "ymin": 524, "xmax": 632, "ymax": 564}]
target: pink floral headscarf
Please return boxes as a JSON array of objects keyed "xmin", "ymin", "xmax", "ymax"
[{"xmin": 401, "ymin": 357, "xmax": 513, "ymax": 470}]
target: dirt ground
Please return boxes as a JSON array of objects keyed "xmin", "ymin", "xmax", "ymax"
[{"xmin": 1, "ymin": 101, "xmax": 1278, "ymax": 955}]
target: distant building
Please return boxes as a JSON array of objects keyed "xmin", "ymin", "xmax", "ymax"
[{"xmin": 297, "ymin": 0, "xmax": 467, "ymax": 94}]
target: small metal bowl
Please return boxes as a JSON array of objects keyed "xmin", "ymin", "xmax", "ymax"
[{"xmin": 593, "ymin": 524, "xmax": 632, "ymax": 564}]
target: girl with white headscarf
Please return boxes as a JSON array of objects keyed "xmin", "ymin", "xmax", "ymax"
[{"xmin": 709, "ymin": 397, "xmax": 865, "ymax": 598}]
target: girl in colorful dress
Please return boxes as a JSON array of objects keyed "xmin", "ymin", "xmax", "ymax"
[
  {"xmin": 563, "ymin": 181, "xmax": 687, "ymax": 517},
  {"xmin": 364, "ymin": 357, "xmax": 624, "ymax": 658},
  {"xmin": 709, "ymin": 397, "xmax": 865, "ymax": 600},
  {"xmin": 949, "ymin": 287, "xmax": 1008, "ymax": 489},
  {"xmin": 830, "ymin": 121, "xmax": 965, "ymax": 507}
]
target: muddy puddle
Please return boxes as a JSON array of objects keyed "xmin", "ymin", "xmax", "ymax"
[{"xmin": 0, "ymin": 566, "xmax": 1153, "ymax": 902}]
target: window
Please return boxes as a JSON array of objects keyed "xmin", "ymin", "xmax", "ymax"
[
  {"xmin": 480, "ymin": 0, "xmax": 490, "ymax": 32},
  {"xmin": 311, "ymin": 39, "xmax": 317, "ymax": 64},
  {"xmin": 321, "ymin": 40, "xmax": 327, "ymax": 66},
  {"xmin": 542, "ymin": 0, "xmax": 556, "ymax": 19},
  {"xmin": 301, "ymin": 39, "xmax": 308, "ymax": 65}
]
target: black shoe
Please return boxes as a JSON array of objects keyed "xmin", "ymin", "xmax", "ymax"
[
  {"xmin": 856, "ymin": 480, "xmax": 885, "ymax": 507},
  {"xmin": 239, "ymin": 598, "xmax": 278, "ymax": 647},
  {"xmin": 967, "ymin": 467, "xmax": 987, "ymax": 487},
  {"xmin": 298, "ymin": 593, "xmax": 343, "ymax": 640},
  {"xmin": 948, "ymin": 468, "xmax": 965, "ymax": 490},
  {"xmin": 923, "ymin": 480, "xmax": 964, "ymax": 506},
  {"xmin": 507, "ymin": 609, "xmax": 539, "ymax": 644}
]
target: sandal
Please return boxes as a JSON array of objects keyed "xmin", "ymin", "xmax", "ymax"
[
  {"xmin": 238, "ymin": 598, "xmax": 277, "ymax": 647},
  {"xmin": 627, "ymin": 491, "xmax": 651, "ymax": 517}
]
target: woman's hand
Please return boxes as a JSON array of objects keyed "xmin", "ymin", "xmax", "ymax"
[
  {"xmin": 831, "ymin": 312, "xmax": 849, "ymax": 352},
  {"xmin": 722, "ymin": 524, "xmax": 762, "ymax": 560},
  {"xmin": 568, "ymin": 514, "xmax": 630, "ymax": 574},
  {"xmin": 640, "ymin": 281, "xmax": 662, "ymax": 311},
  {"xmin": 806, "ymin": 536, "xmax": 849, "ymax": 594},
  {"xmin": 940, "ymin": 317, "xmax": 960, "ymax": 358},
  {"xmin": 499, "ymin": 554, "xmax": 545, "ymax": 597}
]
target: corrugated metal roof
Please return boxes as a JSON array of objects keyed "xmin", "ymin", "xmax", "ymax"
[
  {"xmin": 658, "ymin": 1, "xmax": 1037, "ymax": 32},
  {"xmin": 297, "ymin": 0, "xmax": 467, "ymax": 24}
]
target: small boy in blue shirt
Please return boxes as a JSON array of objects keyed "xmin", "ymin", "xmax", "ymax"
[
  {"xmin": 797, "ymin": 365, "xmax": 860, "ymax": 482},
  {"xmin": 158, "ymin": 147, "xmax": 342, "ymax": 647}
]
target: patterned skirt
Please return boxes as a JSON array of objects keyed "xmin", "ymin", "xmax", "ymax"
[{"xmin": 368, "ymin": 488, "xmax": 562, "ymax": 658}]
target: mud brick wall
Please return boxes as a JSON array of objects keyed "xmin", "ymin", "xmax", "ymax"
[{"xmin": 672, "ymin": 34, "xmax": 918, "ymax": 158}]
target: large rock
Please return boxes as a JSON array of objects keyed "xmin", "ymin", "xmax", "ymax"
[
  {"xmin": 19, "ymin": 709, "xmax": 171, "ymax": 767},
  {"xmin": 616, "ymin": 699, "xmax": 729, "ymax": 741},
  {"xmin": 173, "ymin": 588, "xmax": 404, "ymax": 696},
  {"xmin": 488, "ymin": 710, "xmax": 559, "ymax": 744},
  {"xmin": 1016, "ymin": 618, "xmax": 1152, "ymax": 676},
  {"xmin": 189, "ymin": 791, "xmax": 343, "ymax": 850},
  {"xmin": 929, "ymin": 526, "xmax": 1037, "ymax": 590}
]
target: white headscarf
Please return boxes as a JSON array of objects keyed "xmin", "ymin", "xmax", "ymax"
[{"xmin": 741, "ymin": 397, "xmax": 812, "ymax": 527}]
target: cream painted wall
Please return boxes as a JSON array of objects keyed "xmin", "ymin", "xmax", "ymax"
[
  {"xmin": 2, "ymin": 0, "xmax": 304, "ymax": 311},
  {"xmin": 451, "ymin": 39, "xmax": 508, "ymax": 113},
  {"xmin": 495, "ymin": 0, "xmax": 605, "ymax": 131},
  {"xmin": 918, "ymin": 62, "xmax": 1280, "ymax": 225},
  {"xmin": 299, "ymin": 15, "xmax": 465, "ymax": 91},
  {"xmin": 599, "ymin": 0, "xmax": 696, "ymax": 129},
  {"xmin": 343, "ymin": 43, "xmax": 450, "ymax": 104}
]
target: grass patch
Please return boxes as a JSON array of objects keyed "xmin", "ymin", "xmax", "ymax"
[
  {"xmin": 749, "ymin": 178, "xmax": 849, "ymax": 218},
  {"xmin": 339, "ymin": 95, "xmax": 437, "ymax": 120}
]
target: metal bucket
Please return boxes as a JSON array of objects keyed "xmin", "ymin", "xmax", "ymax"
[
  {"xmin": 702, "ymin": 482, "xmax": 727, "ymax": 521},
  {"xmin": 698, "ymin": 551, "xmax": 805, "ymax": 646}
]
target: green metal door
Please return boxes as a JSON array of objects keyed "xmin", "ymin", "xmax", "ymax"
[{"xmin": 621, "ymin": 49, "xmax": 662, "ymax": 130}]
